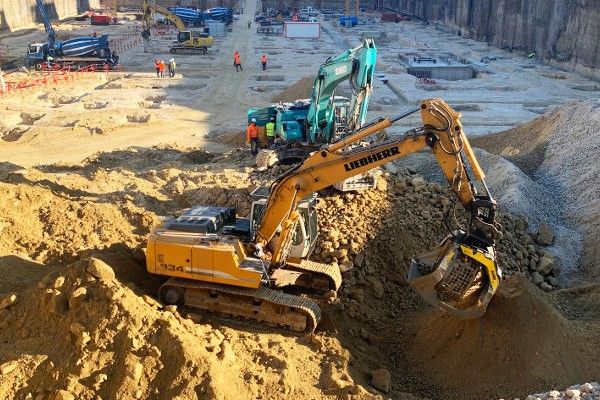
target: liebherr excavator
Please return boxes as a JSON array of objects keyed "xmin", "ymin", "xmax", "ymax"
[
  {"xmin": 146, "ymin": 98, "xmax": 502, "ymax": 332},
  {"xmin": 141, "ymin": 0, "xmax": 214, "ymax": 54}
]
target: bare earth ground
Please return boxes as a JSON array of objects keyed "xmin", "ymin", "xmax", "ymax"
[{"xmin": 1, "ymin": 3, "xmax": 600, "ymax": 400}]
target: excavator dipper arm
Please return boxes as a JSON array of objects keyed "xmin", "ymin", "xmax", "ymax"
[
  {"xmin": 142, "ymin": 0, "xmax": 187, "ymax": 37},
  {"xmin": 306, "ymin": 38, "xmax": 377, "ymax": 142},
  {"xmin": 257, "ymin": 98, "xmax": 502, "ymax": 318}
]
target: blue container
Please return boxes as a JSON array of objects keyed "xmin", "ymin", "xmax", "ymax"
[
  {"xmin": 338, "ymin": 16, "xmax": 358, "ymax": 27},
  {"xmin": 169, "ymin": 7, "xmax": 203, "ymax": 25}
]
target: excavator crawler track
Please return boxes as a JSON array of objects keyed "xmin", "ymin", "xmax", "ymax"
[
  {"xmin": 159, "ymin": 278, "xmax": 321, "ymax": 333},
  {"xmin": 283, "ymin": 260, "xmax": 342, "ymax": 292},
  {"xmin": 169, "ymin": 47, "xmax": 208, "ymax": 55}
]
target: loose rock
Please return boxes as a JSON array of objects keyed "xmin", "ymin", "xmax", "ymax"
[
  {"xmin": 371, "ymin": 368, "xmax": 391, "ymax": 393},
  {"xmin": 86, "ymin": 258, "xmax": 115, "ymax": 281}
]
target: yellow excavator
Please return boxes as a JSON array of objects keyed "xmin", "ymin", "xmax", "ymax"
[
  {"xmin": 146, "ymin": 98, "xmax": 503, "ymax": 332},
  {"xmin": 141, "ymin": 0, "xmax": 214, "ymax": 54}
]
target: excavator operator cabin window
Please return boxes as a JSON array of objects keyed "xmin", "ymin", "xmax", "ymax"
[{"xmin": 292, "ymin": 222, "xmax": 303, "ymax": 246}]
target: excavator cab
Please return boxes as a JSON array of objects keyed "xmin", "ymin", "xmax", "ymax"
[
  {"xmin": 249, "ymin": 187, "xmax": 319, "ymax": 260},
  {"xmin": 177, "ymin": 31, "xmax": 192, "ymax": 43}
]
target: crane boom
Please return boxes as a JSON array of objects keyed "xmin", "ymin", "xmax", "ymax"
[{"xmin": 35, "ymin": 0, "xmax": 56, "ymax": 50}]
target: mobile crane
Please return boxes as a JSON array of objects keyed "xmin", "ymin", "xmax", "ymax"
[
  {"xmin": 141, "ymin": 0, "xmax": 214, "ymax": 54},
  {"xmin": 27, "ymin": 0, "xmax": 118, "ymax": 70},
  {"xmin": 146, "ymin": 99, "xmax": 502, "ymax": 332}
]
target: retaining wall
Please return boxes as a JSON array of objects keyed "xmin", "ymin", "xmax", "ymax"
[
  {"xmin": 391, "ymin": 0, "xmax": 600, "ymax": 81},
  {"xmin": 0, "ymin": 0, "xmax": 101, "ymax": 31}
]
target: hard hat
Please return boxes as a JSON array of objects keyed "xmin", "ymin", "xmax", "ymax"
[
  {"xmin": 270, "ymin": 117, "xmax": 275, "ymax": 121},
  {"xmin": 251, "ymin": 118, "xmax": 257, "ymax": 123}
]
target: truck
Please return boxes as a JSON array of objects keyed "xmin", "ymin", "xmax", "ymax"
[{"xmin": 27, "ymin": 0, "xmax": 119, "ymax": 70}]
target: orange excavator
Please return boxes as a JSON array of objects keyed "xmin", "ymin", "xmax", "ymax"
[{"xmin": 145, "ymin": 98, "xmax": 502, "ymax": 332}]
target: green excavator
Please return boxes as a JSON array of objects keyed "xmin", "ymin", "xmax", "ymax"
[{"xmin": 249, "ymin": 39, "xmax": 379, "ymax": 191}]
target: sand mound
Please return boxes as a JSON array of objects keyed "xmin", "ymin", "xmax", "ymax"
[
  {"xmin": 0, "ymin": 257, "xmax": 380, "ymax": 400},
  {"xmin": 406, "ymin": 276, "xmax": 599, "ymax": 399},
  {"xmin": 472, "ymin": 108, "xmax": 560, "ymax": 175},
  {"xmin": 1, "ymin": 143, "xmax": 598, "ymax": 400},
  {"xmin": 0, "ymin": 181, "xmax": 152, "ymax": 265},
  {"xmin": 272, "ymin": 77, "xmax": 313, "ymax": 102},
  {"xmin": 206, "ymin": 130, "xmax": 247, "ymax": 146},
  {"xmin": 0, "ymin": 257, "xmax": 250, "ymax": 400}
]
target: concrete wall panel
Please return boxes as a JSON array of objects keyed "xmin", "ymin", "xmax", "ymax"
[{"xmin": 0, "ymin": 0, "xmax": 101, "ymax": 31}]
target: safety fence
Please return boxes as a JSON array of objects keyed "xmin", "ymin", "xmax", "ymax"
[
  {"xmin": 110, "ymin": 34, "xmax": 144, "ymax": 55},
  {"xmin": 0, "ymin": 65, "xmax": 120, "ymax": 98},
  {"xmin": 151, "ymin": 26, "xmax": 178, "ymax": 37}
]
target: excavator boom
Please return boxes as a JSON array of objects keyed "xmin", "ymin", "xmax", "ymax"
[
  {"xmin": 141, "ymin": 0, "xmax": 214, "ymax": 53},
  {"xmin": 146, "ymin": 98, "xmax": 502, "ymax": 333},
  {"xmin": 142, "ymin": 0, "xmax": 187, "ymax": 32}
]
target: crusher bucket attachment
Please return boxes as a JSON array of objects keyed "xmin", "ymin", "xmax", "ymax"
[{"xmin": 407, "ymin": 231, "xmax": 501, "ymax": 319}]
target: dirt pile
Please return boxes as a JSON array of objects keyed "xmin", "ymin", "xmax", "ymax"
[
  {"xmin": 1, "ymin": 142, "xmax": 598, "ymax": 400},
  {"xmin": 305, "ymin": 175, "xmax": 600, "ymax": 399},
  {"xmin": 206, "ymin": 129, "xmax": 248, "ymax": 147},
  {"xmin": 0, "ymin": 181, "xmax": 153, "ymax": 265},
  {"xmin": 271, "ymin": 77, "xmax": 313, "ymax": 102},
  {"xmin": 0, "ymin": 257, "xmax": 381, "ymax": 400},
  {"xmin": 0, "ymin": 146, "xmax": 259, "ymax": 280},
  {"xmin": 406, "ymin": 277, "xmax": 600, "ymax": 399}
]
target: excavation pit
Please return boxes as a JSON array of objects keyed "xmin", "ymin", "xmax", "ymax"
[{"xmin": 406, "ymin": 56, "xmax": 475, "ymax": 80}]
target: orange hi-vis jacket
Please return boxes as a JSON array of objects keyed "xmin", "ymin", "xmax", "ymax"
[
  {"xmin": 261, "ymin": 55, "xmax": 267, "ymax": 63},
  {"xmin": 246, "ymin": 124, "xmax": 258, "ymax": 140}
]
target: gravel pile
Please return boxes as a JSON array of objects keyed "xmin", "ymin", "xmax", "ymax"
[
  {"xmin": 474, "ymin": 148, "xmax": 582, "ymax": 278},
  {"xmin": 522, "ymin": 382, "xmax": 600, "ymax": 400},
  {"xmin": 534, "ymin": 100, "xmax": 600, "ymax": 273},
  {"xmin": 386, "ymin": 145, "xmax": 580, "ymax": 282},
  {"xmin": 310, "ymin": 173, "xmax": 560, "ymax": 291},
  {"xmin": 471, "ymin": 99, "xmax": 600, "ymax": 278}
]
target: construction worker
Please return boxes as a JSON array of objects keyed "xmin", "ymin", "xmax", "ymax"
[
  {"xmin": 168, "ymin": 58, "xmax": 176, "ymax": 77},
  {"xmin": 246, "ymin": 118, "xmax": 259, "ymax": 155},
  {"xmin": 265, "ymin": 117, "xmax": 275, "ymax": 146},
  {"xmin": 234, "ymin": 52, "xmax": 243, "ymax": 72},
  {"xmin": 158, "ymin": 59, "xmax": 165, "ymax": 78},
  {"xmin": 47, "ymin": 55, "xmax": 54, "ymax": 70},
  {"xmin": 247, "ymin": 20, "xmax": 251, "ymax": 29},
  {"xmin": 260, "ymin": 54, "xmax": 268, "ymax": 71},
  {"xmin": 154, "ymin": 59, "xmax": 160, "ymax": 77}
]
